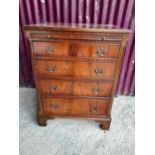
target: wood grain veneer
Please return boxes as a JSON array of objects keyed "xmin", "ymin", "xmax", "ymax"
[{"xmin": 24, "ymin": 23, "xmax": 131, "ymax": 130}]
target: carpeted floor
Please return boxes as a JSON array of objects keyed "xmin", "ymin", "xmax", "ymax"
[{"xmin": 19, "ymin": 87, "xmax": 135, "ymax": 155}]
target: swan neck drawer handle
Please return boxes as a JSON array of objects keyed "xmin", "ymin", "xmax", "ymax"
[
  {"xmin": 97, "ymin": 48, "xmax": 106, "ymax": 56},
  {"xmin": 90, "ymin": 106, "xmax": 97, "ymax": 113},
  {"xmin": 49, "ymin": 86, "xmax": 59, "ymax": 91},
  {"xmin": 46, "ymin": 46, "xmax": 55, "ymax": 53},
  {"xmin": 50, "ymin": 103, "xmax": 59, "ymax": 109},
  {"xmin": 92, "ymin": 88, "xmax": 100, "ymax": 94},
  {"xmin": 48, "ymin": 65, "xmax": 56, "ymax": 73},
  {"xmin": 95, "ymin": 67, "xmax": 104, "ymax": 75}
]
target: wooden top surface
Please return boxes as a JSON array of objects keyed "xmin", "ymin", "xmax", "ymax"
[{"xmin": 23, "ymin": 23, "xmax": 131, "ymax": 33}]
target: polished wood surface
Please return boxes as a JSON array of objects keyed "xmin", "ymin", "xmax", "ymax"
[
  {"xmin": 42, "ymin": 98, "xmax": 109, "ymax": 116},
  {"xmin": 38, "ymin": 79, "xmax": 113, "ymax": 97},
  {"xmin": 24, "ymin": 23, "xmax": 131, "ymax": 130},
  {"xmin": 32, "ymin": 41, "xmax": 120, "ymax": 58},
  {"xmin": 23, "ymin": 22, "xmax": 131, "ymax": 33},
  {"xmin": 35, "ymin": 60, "xmax": 117, "ymax": 80}
]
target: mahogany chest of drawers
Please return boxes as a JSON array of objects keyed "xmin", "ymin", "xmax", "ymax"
[{"xmin": 24, "ymin": 23, "xmax": 130, "ymax": 130}]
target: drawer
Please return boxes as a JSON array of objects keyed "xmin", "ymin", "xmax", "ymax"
[
  {"xmin": 32, "ymin": 41, "xmax": 120, "ymax": 58},
  {"xmin": 42, "ymin": 98, "xmax": 110, "ymax": 116},
  {"xmin": 38, "ymin": 79, "xmax": 113, "ymax": 97},
  {"xmin": 42, "ymin": 98, "xmax": 70, "ymax": 115},
  {"xmin": 31, "ymin": 32, "xmax": 123, "ymax": 42},
  {"xmin": 35, "ymin": 60, "xmax": 117, "ymax": 80}
]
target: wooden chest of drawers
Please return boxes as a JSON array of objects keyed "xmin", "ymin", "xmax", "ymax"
[{"xmin": 24, "ymin": 23, "xmax": 131, "ymax": 130}]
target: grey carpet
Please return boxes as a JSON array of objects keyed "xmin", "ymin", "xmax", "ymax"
[{"xmin": 19, "ymin": 87, "xmax": 135, "ymax": 155}]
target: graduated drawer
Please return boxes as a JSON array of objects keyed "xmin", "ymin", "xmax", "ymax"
[
  {"xmin": 32, "ymin": 41, "xmax": 120, "ymax": 58},
  {"xmin": 38, "ymin": 79, "xmax": 113, "ymax": 97},
  {"xmin": 35, "ymin": 60, "xmax": 117, "ymax": 80},
  {"xmin": 42, "ymin": 98, "xmax": 110, "ymax": 116}
]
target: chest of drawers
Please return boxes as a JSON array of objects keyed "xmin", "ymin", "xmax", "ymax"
[{"xmin": 24, "ymin": 23, "xmax": 131, "ymax": 130}]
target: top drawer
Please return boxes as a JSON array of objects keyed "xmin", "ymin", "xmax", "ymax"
[{"xmin": 32, "ymin": 41, "xmax": 120, "ymax": 58}]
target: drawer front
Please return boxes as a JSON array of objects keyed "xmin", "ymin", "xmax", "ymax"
[
  {"xmin": 32, "ymin": 41, "xmax": 120, "ymax": 58},
  {"xmin": 42, "ymin": 98, "xmax": 110, "ymax": 116},
  {"xmin": 38, "ymin": 79, "xmax": 113, "ymax": 97},
  {"xmin": 42, "ymin": 98, "xmax": 70, "ymax": 115},
  {"xmin": 35, "ymin": 60, "xmax": 117, "ymax": 80},
  {"xmin": 31, "ymin": 32, "xmax": 123, "ymax": 42},
  {"xmin": 39, "ymin": 80, "xmax": 72, "ymax": 95},
  {"xmin": 71, "ymin": 99, "xmax": 109, "ymax": 116}
]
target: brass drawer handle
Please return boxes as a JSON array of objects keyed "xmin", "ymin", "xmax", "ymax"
[
  {"xmin": 47, "ymin": 34, "xmax": 52, "ymax": 38},
  {"xmin": 95, "ymin": 67, "xmax": 104, "ymax": 75},
  {"xmin": 90, "ymin": 105, "xmax": 97, "ymax": 113},
  {"xmin": 92, "ymin": 88, "xmax": 100, "ymax": 94},
  {"xmin": 97, "ymin": 48, "xmax": 106, "ymax": 56},
  {"xmin": 49, "ymin": 86, "xmax": 59, "ymax": 92},
  {"xmin": 50, "ymin": 103, "xmax": 59, "ymax": 109},
  {"xmin": 48, "ymin": 65, "xmax": 56, "ymax": 73},
  {"xmin": 46, "ymin": 46, "xmax": 55, "ymax": 53}
]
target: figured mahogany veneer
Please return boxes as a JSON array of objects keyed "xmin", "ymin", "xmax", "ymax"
[
  {"xmin": 42, "ymin": 98, "xmax": 110, "ymax": 116},
  {"xmin": 24, "ymin": 23, "xmax": 131, "ymax": 130},
  {"xmin": 32, "ymin": 41, "xmax": 120, "ymax": 58},
  {"xmin": 38, "ymin": 79, "xmax": 113, "ymax": 97},
  {"xmin": 35, "ymin": 60, "xmax": 117, "ymax": 80}
]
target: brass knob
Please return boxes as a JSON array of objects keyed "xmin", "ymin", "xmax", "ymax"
[
  {"xmin": 92, "ymin": 88, "xmax": 100, "ymax": 94},
  {"xmin": 50, "ymin": 103, "xmax": 59, "ymax": 109},
  {"xmin": 47, "ymin": 34, "xmax": 51, "ymax": 38},
  {"xmin": 97, "ymin": 48, "xmax": 106, "ymax": 56},
  {"xmin": 48, "ymin": 65, "xmax": 56, "ymax": 73},
  {"xmin": 49, "ymin": 86, "xmax": 59, "ymax": 91},
  {"xmin": 46, "ymin": 46, "xmax": 55, "ymax": 53},
  {"xmin": 95, "ymin": 67, "xmax": 104, "ymax": 75}
]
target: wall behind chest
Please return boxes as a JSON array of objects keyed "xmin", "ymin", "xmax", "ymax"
[{"xmin": 19, "ymin": 0, "xmax": 135, "ymax": 96}]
